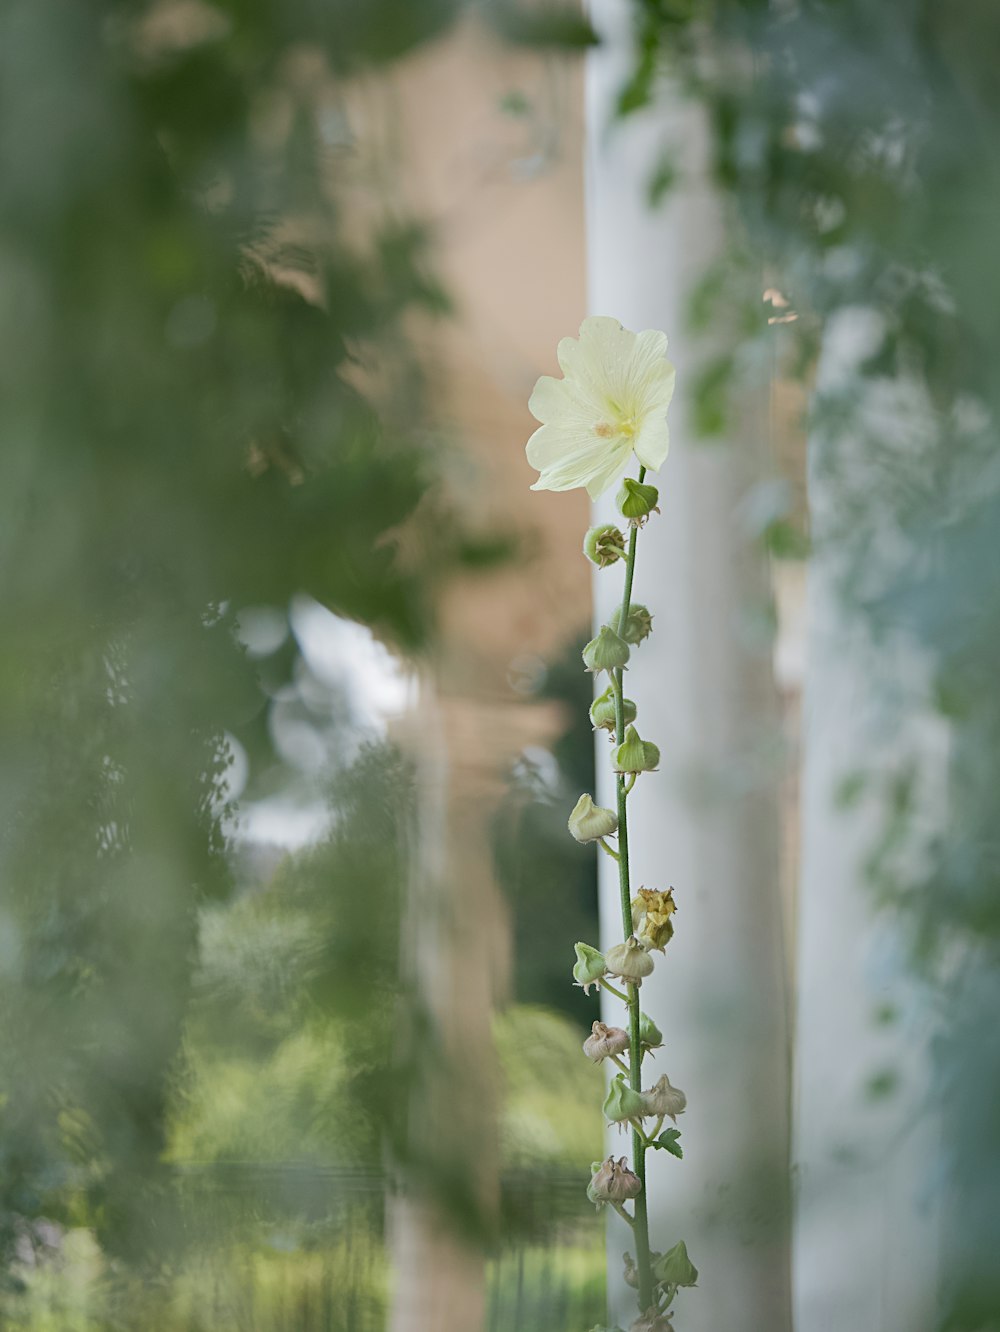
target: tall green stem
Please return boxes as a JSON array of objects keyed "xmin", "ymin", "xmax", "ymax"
[{"xmin": 610, "ymin": 466, "xmax": 653, "ymax": 1313}]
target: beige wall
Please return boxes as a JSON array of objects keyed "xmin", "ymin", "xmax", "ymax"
[{"xmin": 382, "ymin": 19, "xmax": 592, "ymax": 1332}]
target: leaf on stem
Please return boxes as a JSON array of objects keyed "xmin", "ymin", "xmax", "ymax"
[{"xmin": 652, "ymin": 1127, "xmax": 683, "ymax": 1158}]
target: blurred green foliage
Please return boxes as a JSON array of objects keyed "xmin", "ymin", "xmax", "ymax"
[
  {"xmin": 493, "ymin": 633, "xmax": 602, "ymax": 1022},
  {"xmin": 0, "ymin": 0, "xmax": 469, "ymax": 1302},
  {"xmin": 0, "ymin": 3, "xmax": 611, "ymax": 1325},
  {"xmin": 617, "ymin": 0, "xmax": 1000, "ymax": 1323}
]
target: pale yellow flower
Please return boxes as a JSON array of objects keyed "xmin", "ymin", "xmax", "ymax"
[{"xmin": 526, "ymin": 315, "xmax": 675, "ymax": 499}]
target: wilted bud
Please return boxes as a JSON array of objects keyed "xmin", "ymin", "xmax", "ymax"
[
  {"xmin": 639, "ymin": 1012, "xmax": 664, "ymax": 1054},
  {"xmin": 653, "ymin": 1240, "xmax": 698, "ymax": 1288},
  {"xmin": 589, "ymin": 685, "xmax": 637, "ymax": 733},
  {"xmin": 611, "ymin": 725, "xmax": 660, "ymax": 774},
  {"xmin": 621, "ymin": 603, "xmax": 654, "ymax": 645},
  {"xmin": 584, "ymin": 523, "xmax": 627, "ymax": 568},
  {"xmin": 617, "ymin": 477, "xmax": 660, "ymax": 525},
  {"xmin": 588, "ymin": 1154, "xmax": 642, "ymax": 1204},
  {"xmin": 583, "ymin": 1020, "xmax": 630, "ymax": 1063},
  {"xmin": 573, "ymin": 942, "xmax": 607, "ymax": 995},
  {"xmin": 583, "ymin": 625, "xmax": 631, "ymax": 675},
  {"xmin": 630, "ymin": 1309, "xmax": 674, "ymax": 1332},
  {"xmin": 568, "ymin": 793, "xmax": 619, "ymax": 844},
  {"xmin": 632, "ymin": 887, "xmax": 677, "ymax": 952},
  {"xmin": 640, "ymin": 1073, "xmax": 686, "ymax": 1122},
  {"xmin": 605, "ymin": 935, "xmax": 654, "ymax": 987},
  {"xmin": 603, "ymin": 1074, "xmax": 648, "ymax": 1125}
]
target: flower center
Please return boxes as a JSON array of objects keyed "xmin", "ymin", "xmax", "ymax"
[{"xmin": 594, "ymin": 417, "xmax": 637, "ymax": 440}]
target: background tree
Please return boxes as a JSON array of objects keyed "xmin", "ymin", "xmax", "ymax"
[{"xmin": 0, "ymin": 0, "xmax": 459, "ymax": 1283}]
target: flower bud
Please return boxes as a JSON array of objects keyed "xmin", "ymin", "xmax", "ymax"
[
  {"xmin": 632, "ymin": 887, "xmax": 677, "ymax": 952},
  {"xmin": 582, "ymin": 625, "xmax": 631, "ymax": 675},
  {"xmin": 589, "ymin": 686, "xmax": 637, "ymax": 733},
  {"xmin": 630, "ymin": 1310, "xmax": 674, "ymax": 1332},
  {"xmin": 605, "ymin": 935, "xmax": 654, "ymax": 987},
  {"xmin": 617, "ymin": 477, "xmax": 660, "ymax": 525},
  {"xmin": 583, "ymin": 523, "xmax": 627, "ymax": 568},
  {"xmin": 640, "ymin": 1073, "xmax": 687, "ymax": 1123},
  {"xmin": 623, "ymin": 1252, "xmax": 639, "ymax": 1289},
  {"xmin": 621, "ymin": 603, "xmax": 653, "ymax": 645},
  {"xmin": 639, "ymin": 1012, "xmax": 664, "ymax": 1054},
  {"xmin": 653, "ymin": 1240, "xmax": 698, "ymax": 1288},
  {"xmin": 603, "ymin": 1074, "xmax": 648, "ymax": 1125},
  {"xmin": 611, "ymin": 725, "xmax": 660, "ymax": 774},
  {"xmin": 572, "ymin": 942, "xmax": 607, "ymax": 995},
  {"xmin": 568, "ymin": 793, "xmax": 618, "ymax": 844},
  {"xmin": 588, "ymin": 1154, "xmax": 642, "ymax": 1204},
  {"xmin": 582, "ymin": 1020, "xmax": 630, "ymax": 1063}
]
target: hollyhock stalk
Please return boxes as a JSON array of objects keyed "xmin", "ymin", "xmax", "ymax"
[{"xmin": 527, "ymin": 317, "xmax": 697, "ymax": 1331}]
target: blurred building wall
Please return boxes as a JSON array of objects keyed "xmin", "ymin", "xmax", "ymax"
[{"xmin": 378, "ymin": 18, "xmax": 593, "ymax": 1332}]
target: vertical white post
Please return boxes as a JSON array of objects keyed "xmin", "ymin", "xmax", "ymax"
[
  {"xmin": 586, "ymin": 4, "xmax": 793, "ymax": 1328},
  {"xmin": 792, "ymin": 327, "xmax": 942, "ymax": 1332}
]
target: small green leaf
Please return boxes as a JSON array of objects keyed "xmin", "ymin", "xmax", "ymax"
[
  {"xmin": 617, "ymin": 24, "xmax": 658, "ymax": 115},
  {"xmin": 654, "ymin": 1128, "xmax": 683, "ymax": 1158},
  {"xmin": 648, "ymin": 153, "xmax": 678, "ymax": 207},
  {"xmin": 490, "ymin": 3, "xmax": 599, "ymax": 48},
  {"xmin": 498, "ymin": 90, "xmax": 531, "ymax": 117}
]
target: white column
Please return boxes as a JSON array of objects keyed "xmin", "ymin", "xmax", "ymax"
[
  {"xmin": 792, "ymin": 322, "xmax": 943, "ymax": 1332},
  {"xmin": 586, "ymin": 4, "xmax": 792, "ymax": 1328}
]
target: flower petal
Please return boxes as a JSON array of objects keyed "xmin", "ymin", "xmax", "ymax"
[
  {"xmin": 528, "ymin": 374, "xmax": 601, "ymax": 429},
  {"xmin": 524, "ymin": 316, "xmax": 674, "ymax": 496},
  {"xmin": 633, "ymin": 417, "xmax": 671, "ymax": 473},
  {"xmin": 528, "ymin": 424, "xmax": 632, "ymax": 494},
  {"xmin": 584, "ymin": 447, "xmax": 636, "ymax": 499}
]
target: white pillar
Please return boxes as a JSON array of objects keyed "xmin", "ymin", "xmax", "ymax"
[
  {"xmin": 792, "ymin": 322, "xmax": 943, "ymax": 1332},
  {"xmin": 586, "ymin": 4, "xmax": 792, "ymax": 1327}
]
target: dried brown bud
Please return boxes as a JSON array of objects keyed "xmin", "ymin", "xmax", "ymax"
[
  {"xmin": 630, "ymin": 1310, "xmax": 674, "ymax": 1332},
  {"xmin": 588, "ymin": 1155, "xmax": 642, "ymax": 1205},
  {"xmin": 631, "ymin": 887, "xmax": 677, "ymax": 953},
  {"xmin": 639, "ymin": 1073, "xmax": 687, "ymax": 1123},
  {"xmin": 582, "ymin": 1020, "xmax": 630, "ymax": 1063}
]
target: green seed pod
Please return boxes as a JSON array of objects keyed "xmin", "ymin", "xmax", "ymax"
[
  {"xmin": 617, "ymin": 477, "xmax": 660, "ymax": 524},
  {"xmin": 611, "ymin": 724, "xmax": 660, "ymax": 774},
  {"xmin": 653, "ymin": 1240, "xmax": 699, "ymax": 1288},
  {"xmin": 639, "ymin": 1012, "xmax": 664, "ymax": 1054},
  {"xmin": 605, "ymin": 935, "xmax": 655, "ymax": 987},
  {"xmin": 603, "ymin": 1074, "xmax": 648, "ymax": 1124},
  {"xmin": 621, "ymin": 603, "xmax": 653, "ymax": 645},
  {"xmin": 567, "ymin": 793, "xmax": 618, "ymax": 844},
  {"xmin": 589, "ymin": 686, "xmax": 637, "ymax": 733},
  {"xmin": 582, "ymin": 624, "xmax": 631, "ymax": 675},
  {"xmin": 583, "ymin": 523, "xmax": 627, "ymax": 568},
  {"xmin": 572, "ymin": 941, "xmax": 607, "ymax": 994}
]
